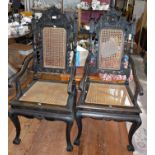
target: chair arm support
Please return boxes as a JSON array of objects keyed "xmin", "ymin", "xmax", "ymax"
[
  {"xmin": 129, "ymin": 55, "xmax": 144, "ymax": 97},
  {"xmin": 8, "ymin": 53, "xmax": 33, "ymax": 88},
  {"xmin": 68, "ymin": 17, "xmax": 78, "ymax": 94},
  {"xmin": 68, "ymin": 50, "xmax": 76, "ymax": 94},
  {"xmin": 68, "ymin": 67, "xmax": 76, "ymax": 94},
  {"xmin": 79, "ymin": 52, "xmax": 91, "ymax": 91}
]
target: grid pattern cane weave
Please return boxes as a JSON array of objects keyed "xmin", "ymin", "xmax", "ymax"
[
  {"xmin": 85, "ymin": 83, "xmax": 132, "ymax": 106},
  {"xmin": 19, "ymin": 81, "xmax": 68, "ymax": 106},
  {"xmin": 99, "ymin": 29, "xmax": 124, "ymax": 70},
  {"xmin": 43, "ymin": 27, "xmax": 66, "ymax": 69}
]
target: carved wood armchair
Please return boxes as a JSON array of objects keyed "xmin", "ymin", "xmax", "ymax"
[
  {"xmin": 74, "ymin": 9, "xmax": 143, "ymax": 152},
  {"xmin": 9, "ymin": 7, "xmax": 77, "ymax": 151}
]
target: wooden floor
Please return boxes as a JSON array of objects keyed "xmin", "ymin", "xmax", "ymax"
[
  {"xmin": 8, "ymin": 43, "xmax": 133, "ymax": 155},
  {"xmin": 9, "ymin": 118, "xmax": 133, "ymax": 155}
]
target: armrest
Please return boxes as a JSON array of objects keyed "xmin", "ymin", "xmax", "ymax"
[
  {"xmin": 68, "ymin": 50, "xmax": 76, "ymax": 94},
  {"xmin": 79, "ymin": 52, "xmax": 91, "ymax": 91},
  {"xmin": 129, "ymin": 55, "xmax": 144, "ymax": 97},
  {"xmin": 68, "ymin": 17, "xmax": 78, "ymax": 94},
  {"xmin": 8, "ymin": 53, "xmax": 33, "ymax": 88}
]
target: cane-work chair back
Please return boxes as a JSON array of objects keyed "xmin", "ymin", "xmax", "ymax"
[
  {"xmin": 32, "ymin": 7, "xmax": 75, "ymax": 73},
  {"xmin": 98, "ymin": 28, "xmax": 124, "ymax": 70}
]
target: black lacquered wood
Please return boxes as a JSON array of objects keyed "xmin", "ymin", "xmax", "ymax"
[
  {"xmin": 9, "ymin": 7, "xmax": 78, "ymax": 152},
  {"xmin": 74, "ymin": 9, "xmax": 143, "ymax": 152}
]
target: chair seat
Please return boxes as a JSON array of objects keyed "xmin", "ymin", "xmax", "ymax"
[
  {"xmin": 19, "ymin": 81, "xmax": 68, "ymax": 106},
  {"xmin": 85, "ymin": 83, "xmax": 133, "ymax": 107}
]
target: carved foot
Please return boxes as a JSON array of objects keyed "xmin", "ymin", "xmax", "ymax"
[
  {"xmin": 13, "ymin": 138, "xmax": 21, "ymax": 145},
  {"xmin": 74, "ymin": 138, "xmax": 80, "ymax": 146},
  {"xmin": 66, "ymin": 144, "xmax": 73, "ymax": 151},
  {"xmin": 74, "ymin": 115, "xmax": 82, "ymax": 146},
  {"xmin": 127, "ymin": 117, "xmax": 141, "ymax": 152},
  {"xmin": 9, "ymin": 112, "xmax": 21, "ymax": 146},
  {"xmin": 127, "ymin": 144, "xmax": 135, "ymax": 152},
  {"xmin": 66, "ymin": 121, "xmax": 73, "ymax": 152}
]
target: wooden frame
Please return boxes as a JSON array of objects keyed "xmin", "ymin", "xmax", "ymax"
[
  {"xmin": 74, "ymin": 9, "xmax": 143, "ymax": 152},
  {"xmin": 8, "ymin": 7, "xmax": 77, "ymax": 152}
]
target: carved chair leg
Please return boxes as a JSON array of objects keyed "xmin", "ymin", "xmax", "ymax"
[
  {"xmin": 9, "ymin": 112, "xmax": 21, "ymax": 145},
  {"xmin": 127, "ymin": 117, "xmax": 142, "ymax": 151},
  {"xmin": 66, "ymin": 121, "xmax": 73, "ymax": 151},
  {"xmin": 74, "ymin": 115, "xmax": 82, "ymax": 146}
]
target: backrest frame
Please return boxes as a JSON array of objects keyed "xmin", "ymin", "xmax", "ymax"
[
  {"xmin": 32, "ymin": 7, "xmax": 76, "ymax": 74},
  {"xmin": 89, "ymin": 9, "xmax": 135, "ymax": 75}
]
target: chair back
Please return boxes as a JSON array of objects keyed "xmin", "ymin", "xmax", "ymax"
[
  {"xmin": 42, "ymin": 27, "xmax": 67, "ymax": 69},
  {"xmin": 32, "ymin": 7, "xmax": 76, "ymax": 73},
  {"xmin": 93, "ymin": 9, "xmax": 135, "ymax": 73},
  {"xmin": 98, "ymin": 28, "xmax": 124, "ymax": 70}
]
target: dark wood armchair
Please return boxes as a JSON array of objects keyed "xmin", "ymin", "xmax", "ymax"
[
  {"xmin": 74, "ymin": 9, "xmax": 143, "ymax": 152},
  {"xmin": 9, "ymin": 7, "xmax": 77, "ymax": 151}
]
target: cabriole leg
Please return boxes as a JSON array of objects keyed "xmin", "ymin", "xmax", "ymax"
[
  {"xmin": 74, "ymin": 115, "xmax": 82, "ymax": 146},
  {"xmin": 127, "ymin": 117, "xmax": 142, "ymax": 151},
  {"xmin": 66, "ymin": 121, "xmax": 73, "ymax": 151},
  {"xmin": 9, "ymin": 112, "xmax": 21, "ymax": 144}
]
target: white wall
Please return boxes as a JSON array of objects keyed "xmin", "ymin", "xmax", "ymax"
[
  {"xmin": 133, "ymin": 0, "xmax": 145, "ymax": 21},
  {"xmin": 24, "ymin": 0, "xmax": 33, "ymax": 11}
]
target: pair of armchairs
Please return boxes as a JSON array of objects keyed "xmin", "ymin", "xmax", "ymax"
[{"xmin": 9, "ymin": 7, "xmax": 143, "ymax": 152}]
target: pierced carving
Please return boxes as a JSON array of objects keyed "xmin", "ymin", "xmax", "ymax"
[
  {"xmin": 31, "ymin": 7, "xmax": 76, "ymax": 73},
  {"xmin": 88, "ymin": 9, "xmax": 135, "ymax": 74}
]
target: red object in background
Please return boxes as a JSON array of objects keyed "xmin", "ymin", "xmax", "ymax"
[
  {"xmin": 81, "ymin": 11, "xmax": 103, "ymax": 24},
  {"xmin": 100, "ymin": 0, "xmax": 111, "ymax": 4},
  {"xmin": 80, "ymin": 0, "xmax": 111, "ymax": 24},
  {"xmin": 82, "ymin": 0, "xmax": 92, "ymax": 4}
]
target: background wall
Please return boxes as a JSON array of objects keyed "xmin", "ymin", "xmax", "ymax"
[
  {"xmin": 133, "ymin": 0, "xmax": 145, "ymax": 21},
  {"xmin": 24, "ymin": 0, "xmax": 80, "ymax": 11}
]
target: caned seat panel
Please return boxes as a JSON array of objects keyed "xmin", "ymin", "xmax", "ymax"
[
  {"xmin": 19, "ymin": 81, "xmax": 68, "ymax": 106},
  {"xmin": 85, "ymin": 83, "xmax": 133, "ymax": 107}
]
